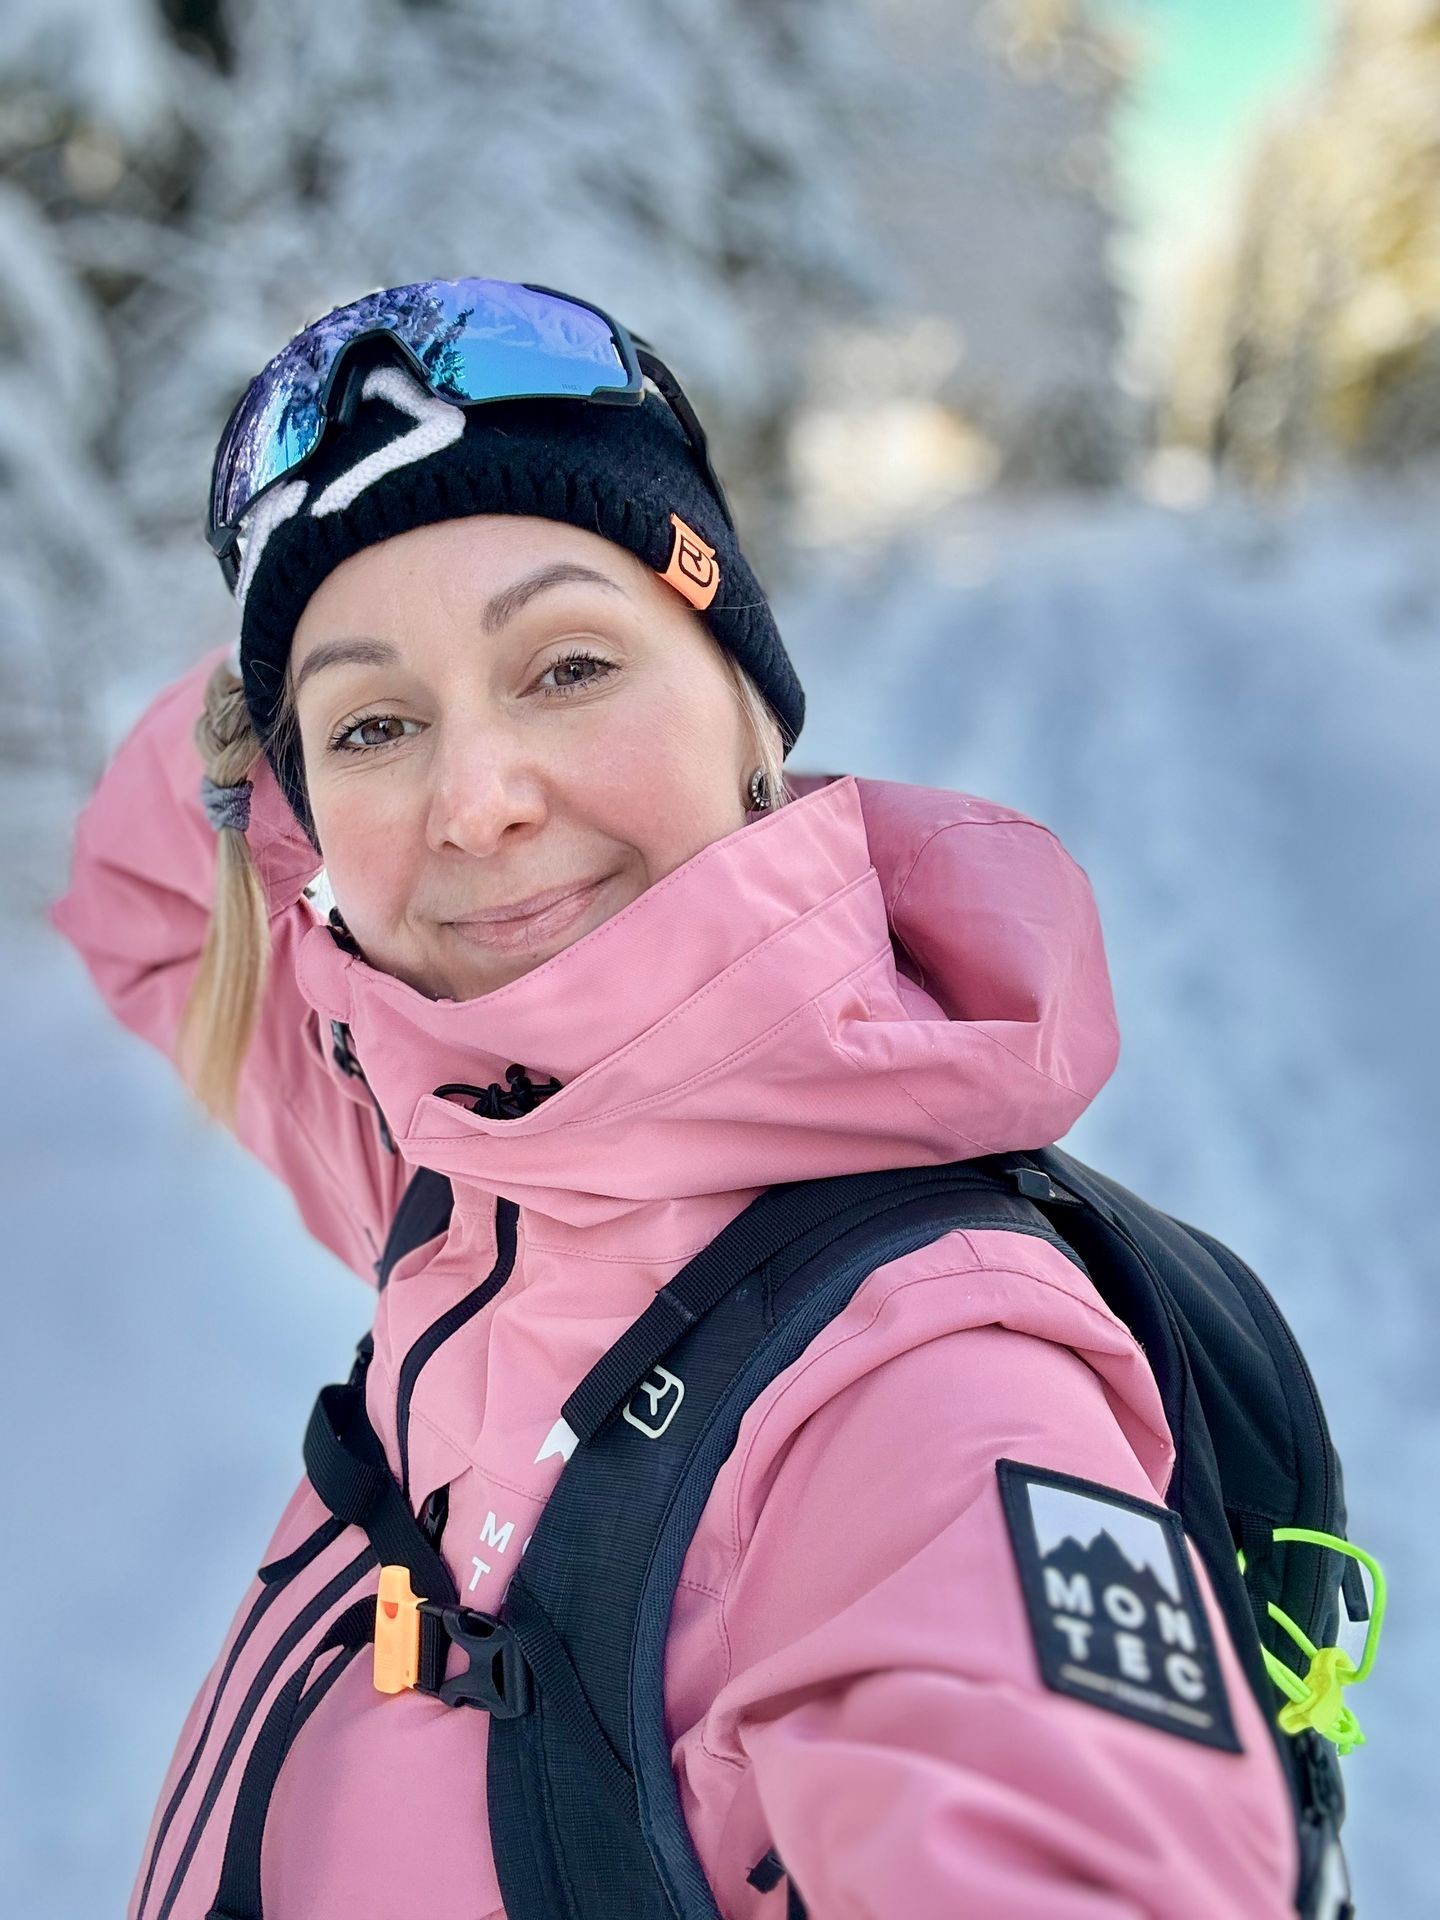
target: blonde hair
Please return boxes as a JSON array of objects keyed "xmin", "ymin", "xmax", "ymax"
[
  {"xmin": 178, "ymin": 644, "xmax": 791, "ymax": 1124},
  {"xmin": 176, "ymin": 658, "xmax": 273, "ymax": 1125}
]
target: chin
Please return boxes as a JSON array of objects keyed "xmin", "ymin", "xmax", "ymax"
[
  {"xmin": 399, "ymin": 935, "xmax": 588, "ymax": 1004},
  {"xmin": 372, "ymin": 871, "xmax": 635, "ymax": 999}
]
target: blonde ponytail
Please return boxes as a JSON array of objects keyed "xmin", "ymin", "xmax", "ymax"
[{"xmin": 177, "ymin": 658, "xmax": 272, "ymax": 1125}]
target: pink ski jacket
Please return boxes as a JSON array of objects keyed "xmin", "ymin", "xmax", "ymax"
[{"xmin": 52, "ymin": 650, "xmax": 1299, "ymax": 1918}]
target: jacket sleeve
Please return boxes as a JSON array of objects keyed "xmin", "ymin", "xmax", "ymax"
[
  {"xmin": 48, "ymin": 647, "xmax": 404, "ymax": 1283},
  {"xmin": 724, "ymin": 1317, "xmax": 1300, "ymax": 1919}
]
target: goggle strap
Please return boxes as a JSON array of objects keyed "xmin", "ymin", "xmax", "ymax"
[{"xmin": 636, "ymin": 347, "xmax": 736, "ymax": 534}]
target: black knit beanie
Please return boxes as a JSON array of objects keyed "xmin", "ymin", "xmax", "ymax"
[{"xmin": 232, "ymin": 356, "xmax": 805, "ymax": 838}]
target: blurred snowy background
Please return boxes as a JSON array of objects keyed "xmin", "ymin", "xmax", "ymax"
[{"xmin": 2, "ymin": 0, "xmax": 1437, "ymax": 1914}]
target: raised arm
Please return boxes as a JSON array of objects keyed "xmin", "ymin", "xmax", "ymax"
[{"xmin": 49, "ymin": 647, "xmax": 404, "ymax": 1282}]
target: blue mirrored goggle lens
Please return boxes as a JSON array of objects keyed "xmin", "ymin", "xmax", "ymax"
[{"xmin": 212, "ymin": 279, "xmax": 633, "ymax": 535}]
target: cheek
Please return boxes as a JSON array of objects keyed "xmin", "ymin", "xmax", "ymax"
[
  {"xmin": 576, "ymin": 681, "xmax": 744, "ymax": 856},
  {"xmin": 310, "ymin": 774, "xmax": 420, "ymax": 932},
  {"xmin": 304, "ymin": 664, "xmax": 744, "ymax": 923}
]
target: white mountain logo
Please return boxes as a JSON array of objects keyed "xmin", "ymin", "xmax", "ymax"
[{"xmin": 534, "ymin": 1416, "xmax": 579, "ymax": 1465}]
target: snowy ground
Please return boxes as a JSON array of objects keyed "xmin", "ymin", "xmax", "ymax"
[{"xmin": 3, "ymin": 482, "xmax": 1437, "ymax": 1916}]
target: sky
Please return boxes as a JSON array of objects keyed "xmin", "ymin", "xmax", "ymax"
[{"xmin": 1101, "ymin": 0, "xmax": 1333, "ymax": 374}]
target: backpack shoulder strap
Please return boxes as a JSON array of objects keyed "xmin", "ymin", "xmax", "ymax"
[{"xmin": 486, "ymin": 1158, "xmax": 1059, "ymax": 1920}]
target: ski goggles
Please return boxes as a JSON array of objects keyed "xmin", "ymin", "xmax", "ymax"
[{"xmin": 206, "ymin": 277, "xmax": 734, "ymax": 590}]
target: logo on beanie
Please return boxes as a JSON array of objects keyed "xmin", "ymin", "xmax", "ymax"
[{"xmin": 660, "ymin": 512, "xmax": 720, "ymax": 612}]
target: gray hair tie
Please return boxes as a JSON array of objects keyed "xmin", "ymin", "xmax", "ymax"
[{"xmin": 200, "ymin": 774, "xmax": 253, "ymax": 833}]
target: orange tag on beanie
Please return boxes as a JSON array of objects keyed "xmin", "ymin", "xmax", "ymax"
[{"xmin": 659, "ymin": 512, "xmax": 720, "ymax": 611}]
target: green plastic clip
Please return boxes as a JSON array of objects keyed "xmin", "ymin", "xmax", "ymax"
[{"xmin": 1237, "ymin": 1529, "xmax": 1385, "ymax": 1758}]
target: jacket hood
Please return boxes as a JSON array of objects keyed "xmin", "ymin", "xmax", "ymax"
[{"xmin": 293, "ymin": 773, "xmax": 1120, "ymax": 1233}]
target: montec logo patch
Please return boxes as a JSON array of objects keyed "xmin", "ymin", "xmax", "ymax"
[{"xmin": 997, "ymin": 1460, "xmax": 1240, "ymax": 1752}]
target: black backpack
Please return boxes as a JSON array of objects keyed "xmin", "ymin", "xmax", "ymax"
[{"xmin": 198, "ymin": 1145, "xmax": 1369, "ymax": 1920}]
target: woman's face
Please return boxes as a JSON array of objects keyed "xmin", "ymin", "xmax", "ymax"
[{"xmin": 288, "ymin": 514, "xmax": 755, "ymax": 1001}]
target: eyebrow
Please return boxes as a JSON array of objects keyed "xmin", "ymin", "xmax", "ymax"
[{"xmin": 291, "ymin": 563, "xmax": 630, "ymax": 696}]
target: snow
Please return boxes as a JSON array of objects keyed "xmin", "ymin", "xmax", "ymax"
[{"xmin": 4, "ymin": 477, "xmax": 1436, "ymax": 1915}]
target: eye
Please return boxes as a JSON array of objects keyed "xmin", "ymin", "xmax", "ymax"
[
  {"xmin": 537, "ymin": 649, "xmax": 617, "ymax": 697},
  {"xmin": 325, "ymin": 650, "xmax": 616, "ymax": 754},
  {"xmin": 329, "ymin": 713, "xmax": 423, "ymax": 753}
]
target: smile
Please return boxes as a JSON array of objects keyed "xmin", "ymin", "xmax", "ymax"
[{"xmin": 444, "ymin": 875, "xmax": 615, "ymax": 952}]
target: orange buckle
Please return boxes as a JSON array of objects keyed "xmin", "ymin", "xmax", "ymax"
[{"xmin": 374, "ymin": 1565, "xmax": 425, "ymax": 1694}]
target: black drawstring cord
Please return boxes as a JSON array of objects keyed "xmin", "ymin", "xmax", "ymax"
[
  {"xmin": 327, "ymin": 905, "xmax": 363, "ymax": 955},
  {"xmin": 324, "ymin": 892, "xmax": 562, "ymax": 1137},
  {"xmin": 434, "ymin": 1065, "xmax": 564, "ymax": 1119},
  {"xmin": 322, "ymin": 907, "xmax": 564, "ymax": 1127}
]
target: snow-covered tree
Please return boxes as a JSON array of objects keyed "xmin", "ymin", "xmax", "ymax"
[
  {"xmin": 1162, "ymin": 0, "xmax": 1440, "ymax": 487},
  {"xmin": 1, "ymin": 0, "xmax": 1132, "ymax": 901},
  {"xmin": 0, "ymin": 0, "xmax": 185, "ymax": 889},
  {"xmin": 809, "ymin": 0, "xmax": 1131, "ymax": 502},
  {"xmin": 0, "ymin": 0, "xmax": 886, "ymax": 899}
]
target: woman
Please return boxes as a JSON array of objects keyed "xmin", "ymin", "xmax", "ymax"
[{"xmin": 52, "ymin": 279, "xmax": 1297, "ymax": 1917}]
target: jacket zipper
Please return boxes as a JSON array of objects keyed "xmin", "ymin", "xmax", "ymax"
[{"xmin": 395, "ymin": 1194, "xmax": 520, "ymax": 1497}]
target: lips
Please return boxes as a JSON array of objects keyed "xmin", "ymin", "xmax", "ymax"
[
  {"xmin": 444, "ymin": 874, "xmax": 613, "ymax": 950},
  {"xmin": 459, "ymin": 878, "xmax": 603, "ymax": 925}
]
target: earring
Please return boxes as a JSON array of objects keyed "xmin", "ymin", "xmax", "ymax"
[{"xmin": 747, "ymin": 766, "xmax": 771, "ymax": 812}]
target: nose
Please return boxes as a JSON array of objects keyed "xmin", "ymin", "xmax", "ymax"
[{"xmin": 423, "ymin": 724, "xmax": 548, "ymax": 857}]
